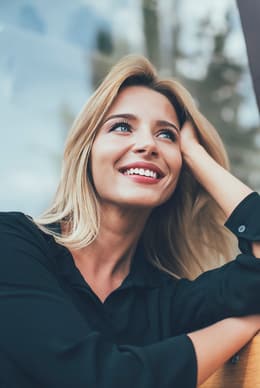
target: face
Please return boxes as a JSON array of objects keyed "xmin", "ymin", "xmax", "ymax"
[{"xmin": 90, "ymin": 86, "xmax": 182, "ymax": 210}]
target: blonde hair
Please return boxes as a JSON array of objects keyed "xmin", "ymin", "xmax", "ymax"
[{"xmin": 33, "ymin": 54, "xmax": 235, "ymax": 279}]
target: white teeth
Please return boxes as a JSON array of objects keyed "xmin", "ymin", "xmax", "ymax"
[{"xmin": 124, "ymin": 168, "xmax": 158, "ymax": 178}]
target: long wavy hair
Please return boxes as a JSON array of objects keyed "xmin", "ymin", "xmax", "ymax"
[{"xmin": 33, "ymin": 54, "xmax": 235, "ymax": 279}]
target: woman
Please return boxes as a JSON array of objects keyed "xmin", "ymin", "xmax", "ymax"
[{"xmin": 0, "ymin": 54, "xmax": 260, "ymax": 387}]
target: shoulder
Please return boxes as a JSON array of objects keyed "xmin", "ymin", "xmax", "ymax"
[
  {"xmin": 0, "ymin": 210, "xmax": 33, "ymax": 228},
  {"xmin": 151, "ymin": 264, "xmax": 180, "ymax": 292},
  {"xmin": 0, "ymin": 211, "xmax": 54, "ymax": 268},
  {"xmin": 0, "ymin": 211, "xmax": 46, "ymax": 242},
  {"xmin": 0, "ymin": 212, "xmax": 67, "ymax": 294},
  {"xmin": 0, "ymin": 210, "xmax": 34, "ymax": 228},
  {"xmin": 0, "ymin": 210, "xmax": 36, "ymax": 226}
]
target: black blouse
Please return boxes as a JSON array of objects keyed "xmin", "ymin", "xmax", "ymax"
[{"xmin": 0, "ymin": 192, "xmax": 259, "ymax": 388}]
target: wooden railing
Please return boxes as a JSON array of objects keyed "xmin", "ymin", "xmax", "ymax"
[{"xmin": 201, "ymin": 333, "xmax": 260, "ymax": 387}]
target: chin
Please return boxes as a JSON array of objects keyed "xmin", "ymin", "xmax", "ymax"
[
  {"xmin": 117, "ymin": 195, "xmax": 171, "ymax": 209},
  {"xmin": 99, "ymin": 188, "xmax": 176, "ymax": 210}
]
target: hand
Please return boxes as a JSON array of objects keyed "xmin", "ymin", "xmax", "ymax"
[
  {"xmin": 179, "ymin": 120, "xmax": 254, "ymax": 220},
  {"xmin": 180, "ymin": 120, "xmax": 201, "ymax": 158}
]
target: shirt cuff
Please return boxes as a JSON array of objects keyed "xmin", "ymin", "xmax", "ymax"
[
  {"xmin": 144, "ymin": 334, "xmax": 197, "ymax": 388},
  {"xmin": 225, "ymin": 192, "xmax": 260, "ymax": 254}
]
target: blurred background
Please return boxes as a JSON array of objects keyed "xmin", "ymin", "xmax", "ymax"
[{"xmin": 0, "ymin": 0, "xmax": 259, "ymax": 216}]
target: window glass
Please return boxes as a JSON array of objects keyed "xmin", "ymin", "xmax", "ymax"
[{"xmin": 0, "ymin": 0, "xmax": 259, "ymax": 215}]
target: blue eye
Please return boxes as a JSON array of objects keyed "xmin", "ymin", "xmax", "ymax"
[
  {"xmin": 109, "ymin": 121, "xmax": 131, "ymax": 133},
  {"xmin": 158, "ymin": 130, "xmax": 177, "ymax": 142}
]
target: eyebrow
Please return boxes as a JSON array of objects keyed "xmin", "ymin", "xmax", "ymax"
[{"xmin": 103, "ymin": 113, "xmax": 180, "ymax": 132}]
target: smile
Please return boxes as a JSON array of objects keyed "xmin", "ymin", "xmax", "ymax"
[
  {"xmin": 119, "ymin": 162, "xmax": 164, "ymax": 180},
  {"xmin": 124, "ymin": 168, "xmax": 158, "ymax": 179}
]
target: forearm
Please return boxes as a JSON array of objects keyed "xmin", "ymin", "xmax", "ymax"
[
  {"xmin": 188, "ymin": 315, "xmax": 260, "ymax": 386},
  {"xmin": 183, "ymin": 144, "xmax": 260, "ymax": 257}
]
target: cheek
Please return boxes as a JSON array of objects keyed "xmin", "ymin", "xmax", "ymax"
[
  {"xmin": 89, "ymin": 142, "xmax": 104, "ymax": 190},
  {"xmin": 89, "ymin": 138, "xmax": 125, "ymax": 187},
  {"xmin": 176, "ymin": 149, "xmax": 183, "ymax": 166},
  {"xmin": 90, "ymin": 137, "xmax": 113, "ymax": 176},
  {"xmin": 92, "ymin": 135, "xmax": 128, "ymax": 160},
  {"xmin": 169, "ymin": 149, "xmax": 183, "ymax": 176}
]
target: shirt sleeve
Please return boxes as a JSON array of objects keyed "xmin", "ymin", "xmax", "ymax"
[
  {"xmin": 0, "ymin": 212, "xmax": 197, "ymax": 388},
  {"xmin": 171, "ymin": 192, "xmax": 260, "ymax": 335},
  {"xmin": 225, "ymin": 191, "xmax": 260, "ymax": 254}
]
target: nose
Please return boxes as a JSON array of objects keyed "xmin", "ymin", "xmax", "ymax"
[{"xmin": 132, "ymin": 129, "xmax": 159, "ymax": 156}]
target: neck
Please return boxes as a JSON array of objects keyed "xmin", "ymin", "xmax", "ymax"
[{"xmin": 69, "ymin": 204, "xmax": 151, "ymax": 280}]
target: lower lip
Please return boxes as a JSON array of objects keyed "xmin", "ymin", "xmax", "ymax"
[{"xmin": 122, "ymin": 173, "xmax": 161, "ymax": 184}]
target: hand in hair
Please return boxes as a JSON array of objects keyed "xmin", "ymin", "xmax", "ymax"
[
  {"xmin": 179, "ymin": 120, "xmax": 201, "ymax": 162},
  {"xmin": 180, "ymin": 119, "xmax": 253, "ymax": 215},
  {"xmin": 180, "ymin": 120, "xmax": 260, "ymax": 258}
]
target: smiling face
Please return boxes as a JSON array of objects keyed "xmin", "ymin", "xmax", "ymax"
[{"xmin": 90, "ymin": 86, "xmax": 183, "ymax": 210}]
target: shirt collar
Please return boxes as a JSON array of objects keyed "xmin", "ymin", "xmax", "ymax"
[
  {"xmin": 121, "ymin": 243, "xmax": 163, "ymax": 288},
  {"xmin": 46, "ymin": 222, "xmax": 163, "ymax": 290}
]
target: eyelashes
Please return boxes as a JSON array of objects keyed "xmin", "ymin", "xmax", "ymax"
[
  {"xmin": 108, "ymin": 120, "xmax": 131, "ymax": 133},
  {"xmin": 108, "ymin": 120, "xmax": 178, "ymax": 142},
  {"xmin": 157, "ymin": 129, "xmax": 177, "ymax": 141}
]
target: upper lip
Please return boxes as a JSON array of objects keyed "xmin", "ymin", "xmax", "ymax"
[{"xmin": 119, "ymin": 162, "xmax": 165, "ymax": 178}]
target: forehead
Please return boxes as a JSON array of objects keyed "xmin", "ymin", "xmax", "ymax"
[{"xmin": 107, "ymin": 86, "xmax": 180, "ymax": 123}]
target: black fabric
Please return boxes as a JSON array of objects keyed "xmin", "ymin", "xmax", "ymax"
[
  {"xmin": 225, "ymin": 191, "xmax": 260, "ymax": 253},
  {"xmin": 0, "ymin": 192, "xmax": 259, "ymax": 387}
]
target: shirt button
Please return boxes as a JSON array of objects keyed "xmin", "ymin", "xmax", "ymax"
[{"xmin": 238, "ymin": 225, "xmax": 246, "ymax": 233}]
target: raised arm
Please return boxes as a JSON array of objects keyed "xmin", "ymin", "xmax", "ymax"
[
  {"xmin": 180, "ymin": 120, "xmax": 260, "ymax": 258},
  {"xmin": 177, "ymin": 120, "xmax": 260, "ymax": 385}
]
